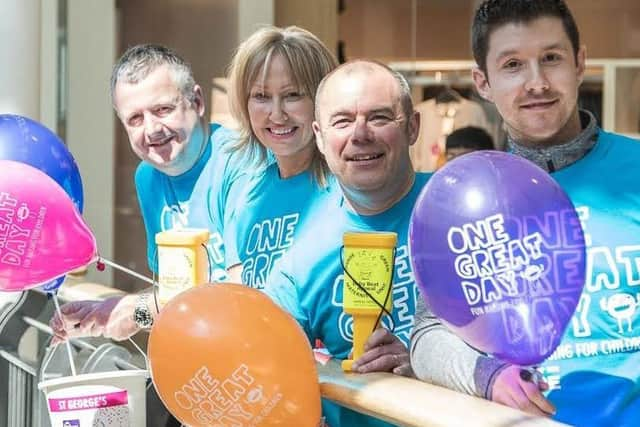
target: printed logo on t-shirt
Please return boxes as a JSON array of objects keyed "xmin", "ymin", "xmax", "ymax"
[
  {"xmin": 241, "ymin": 214, "xmax": 299, "ymax": 289},
  {"xmin": 544, "ymin": 205, "xmax": 640, "ymax": 391},
  {"xmin": 566, "ymin": 206, "xmax": 640, "ymax": 340},
  {"xmin": 160, "ymin": 202, "xmax": 190, "ymax": 230},
  {"xmin": 599, "ymin": 293, "xmax": 639, "ymax": 333}
]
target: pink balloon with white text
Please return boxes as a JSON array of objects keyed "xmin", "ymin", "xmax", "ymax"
[{"xmin": 0, "ymin": 160, "xmax": 96, "ymax": 291}]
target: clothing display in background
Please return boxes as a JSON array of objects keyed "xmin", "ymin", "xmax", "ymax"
[
  {"xmin": 578, "ymin": 83, "xmax": 603, "ymax": 127},
  {"xmin": 469, "ymin": 92, "xmax": 508, "ymax": 151},
  {"xmin": 410, "ymin": 90, "xmax": 493, "ymax": 172}
]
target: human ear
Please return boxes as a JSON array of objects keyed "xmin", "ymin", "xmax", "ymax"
[
  {"xmin": 312, "ymin": 121, "xmax": 325, "ymax": 155},
  {"xmin": 472, "ymin": 67, "xmax": 493, "ymax": 103}
]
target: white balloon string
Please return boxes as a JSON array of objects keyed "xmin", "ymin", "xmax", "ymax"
[
  {"xmin": 52, "ymin": 294, "xmax": 77, "ymax": 376},
  {"xmin": 97, "ymin": 257, "xmax": 156, "ymax": 286},
  {"xmin": 128, "ymin": 337, "xmax": 150, "ymax": 373}
]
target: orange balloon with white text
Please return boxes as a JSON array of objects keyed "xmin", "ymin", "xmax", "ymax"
[{"xmin": 148, "ymin": 283, "xmax": 321, "ymax": 427}]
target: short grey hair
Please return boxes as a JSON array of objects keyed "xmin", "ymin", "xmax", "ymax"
[
  {"xmin": 315, "ymin": 60, "xmax": 414, "ymax": 124},
  {"xmin": 110, "ymin": 44, "xmax": 196, "ymax": 106}
]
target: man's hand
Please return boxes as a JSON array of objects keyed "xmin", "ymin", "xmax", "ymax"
[
  {"xmin": 351, "ymin": 328, "xmax": 414, "ymax": 377},
  {"xmin": 492, "ymin": 365, "xmax": 555, "ymax": 416},
  {"xmin": 50, "ymin": 295, "xmax": 140, "ymax": 344}
]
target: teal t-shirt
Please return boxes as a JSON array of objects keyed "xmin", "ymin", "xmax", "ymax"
[
  {"xmin": 224, "ymin": 163, "xmax": 336, "ymax": 289},
  {"xmin": 264, "ymin": 173, "xmax": 430, "ymax": 427},
  {"xmin": 541, "ymin": 130, "xmax": 640, "ymax": 426},
  {"xmin": 135, "ymin": 123, "xmax": 244, "ymax": 281}
]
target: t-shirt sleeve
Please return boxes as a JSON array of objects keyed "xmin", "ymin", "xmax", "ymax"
[
  {"xmin": 212, "ymin": 126, "xmax": 247, "ymax": 227},
  {"xmin": 410, "ymin": 294, "xmax": 507, "ymax": 399},
  {"xmin": 219, "ymin": 168, "xmax": 252, "ymax": 269},
  {"xmin": 207, "ymin": 125, "xmax": 247, "ymax": 268},
  {"xmin": 262, "ymin": 255, "xmax": 312, "ymax": 344},
  {"xmin": 223, "ymin": 208, "xmax": 241, "ymax": 267},
  {"xmin": 134, "ymin": 164, "xmax": 157, "ymax": 274}
]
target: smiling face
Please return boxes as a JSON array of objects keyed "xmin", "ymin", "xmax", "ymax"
[
  {"xmin": 247, "ymin": 54, "xmax": 316, "ymax": 173},
  {"xmin": 114, "ymin": 65, "xmax": 206, "ymax": 176},
  {"xmin": 313, "ymin": 63, "xmax": 419, "ymax": 205},
  {"xmin": 472, "ymin": 16, "xmax": 585, "ymax": 147}
]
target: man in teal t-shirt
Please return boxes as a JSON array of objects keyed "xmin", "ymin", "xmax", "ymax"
[
  {"xmin": 265, "ymin": 60, "xmax": 430, "ymax": 427},
  {"xmin": 136, "ymin": 122, "xmax": 242, "ymax": 280},
  {"xmin": 51, "ymin": 44, "xmax": 244, "ymax": 343},
  {"xmin": 411, "ymin": 2, "xmax": 640, "ymax": 426}
]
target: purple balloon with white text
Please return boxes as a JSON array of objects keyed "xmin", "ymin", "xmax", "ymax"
[{"xmin": 409, "ymin": 151, "xmax": 586, "ymax": 366}]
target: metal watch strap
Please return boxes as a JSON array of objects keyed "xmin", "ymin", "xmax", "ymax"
[{"xmin": 133, "ymin": 293, "xmax": 154, "ymax": 329}]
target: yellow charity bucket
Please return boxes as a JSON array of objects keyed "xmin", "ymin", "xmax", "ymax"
[
  {"xmin": 340, "ymin": 231, "xmax": 397, "ymax": 371},
  {"xmin": 155, "ymin": 228, "xmax": 210, "ymax": 305}
]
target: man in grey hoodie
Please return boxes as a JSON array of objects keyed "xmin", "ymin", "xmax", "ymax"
[{"xmin": 411, "ymin": 1, "xmax": 640, "ymax": 426}]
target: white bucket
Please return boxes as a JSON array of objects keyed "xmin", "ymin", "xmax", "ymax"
[{"xmin": 38, "ymin": 370, "xmax": 148, "ymax": 427}]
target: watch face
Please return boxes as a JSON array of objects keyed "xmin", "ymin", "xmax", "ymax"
[
  {"xmin": 134, "ymin": 308, "xmax": 153, "ymax": 328},
  {"xmin": 134, "ymin": 295, "xmax": 154, "ymax": 328}
]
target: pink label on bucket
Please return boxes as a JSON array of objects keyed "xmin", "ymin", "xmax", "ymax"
[{"xmin": 48, "ymin": 390, "xmax": 128, "ymax": 412}]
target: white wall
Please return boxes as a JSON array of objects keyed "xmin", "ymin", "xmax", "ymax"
[
  {"xmin": 0, "ymin": 0, "xmax": 40, "ymax": 118},
  {"xmin": 238, "ymin": 0, "xmax": 274, "ymax": 41},
  {"xmin": 39, "ymin": 0, "xmax": 58, "ymax": 130},
  {"xmin": 67, "ymin": 0, "xmax": 116, "ymax": 284}
]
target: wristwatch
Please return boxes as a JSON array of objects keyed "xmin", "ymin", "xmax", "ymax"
[{"xmin": 133, "ymin": 293, "xmax": 154, "ymax": 329}]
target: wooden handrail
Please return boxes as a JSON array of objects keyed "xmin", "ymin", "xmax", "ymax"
[
  {"xmin": 318, "ymin": 358, "xmax": 566, "ymax": 426},
  {"xmin": 318, "ymin": 358, "xmax": 566, "ymax": 427}
]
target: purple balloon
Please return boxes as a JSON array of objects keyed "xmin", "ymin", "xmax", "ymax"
[
  {"xmin": 0, "ymin": 114, "xmax": 83, "ymax": 212},
  {"xmin": 409, "ymin": 151, "xmax": 586, "ymax": 366}
]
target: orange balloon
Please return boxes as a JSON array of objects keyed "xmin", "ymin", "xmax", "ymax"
[{"xmin": 148, "ymin": 283, "xmax": 321, "ymax": 427}]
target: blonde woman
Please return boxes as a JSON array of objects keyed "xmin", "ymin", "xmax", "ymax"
[{"xmin": 224, "ymin": 26, "xmax": 338, "ymax": 288}]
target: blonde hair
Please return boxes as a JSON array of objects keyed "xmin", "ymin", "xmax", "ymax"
[{"xmin": 227, "ymin": 26, "xmax": 338, "ymax": 187}]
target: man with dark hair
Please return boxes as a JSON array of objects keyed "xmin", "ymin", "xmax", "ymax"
[
  {"xmin": 471, "ymin": 0, "xmax": 580, "ymax": 76},
  {"xmin": 411, "ymin": 1, "xmax": 640, "ymax": 425},
  {"xmin": 442, "ymin": 126, "xmax": 494, "ymax": 164}
]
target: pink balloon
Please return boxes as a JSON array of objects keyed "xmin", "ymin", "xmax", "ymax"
[{"xmin": 0, "ymin": 160, "xmax": 97, "ymax": 291}]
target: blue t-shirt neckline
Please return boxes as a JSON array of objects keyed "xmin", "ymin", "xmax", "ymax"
[
  {"xmin": 338, "ymin": 174, "xmax": 427, "ymax": 229},
  {"xmin": 164, "ymin": 123, "xmax": 220, "ymax": 186}
]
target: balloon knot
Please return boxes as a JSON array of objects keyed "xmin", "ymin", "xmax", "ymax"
[{"xmin": 96, "ymin": 260, "xmax": 106, "ymax": 271}]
